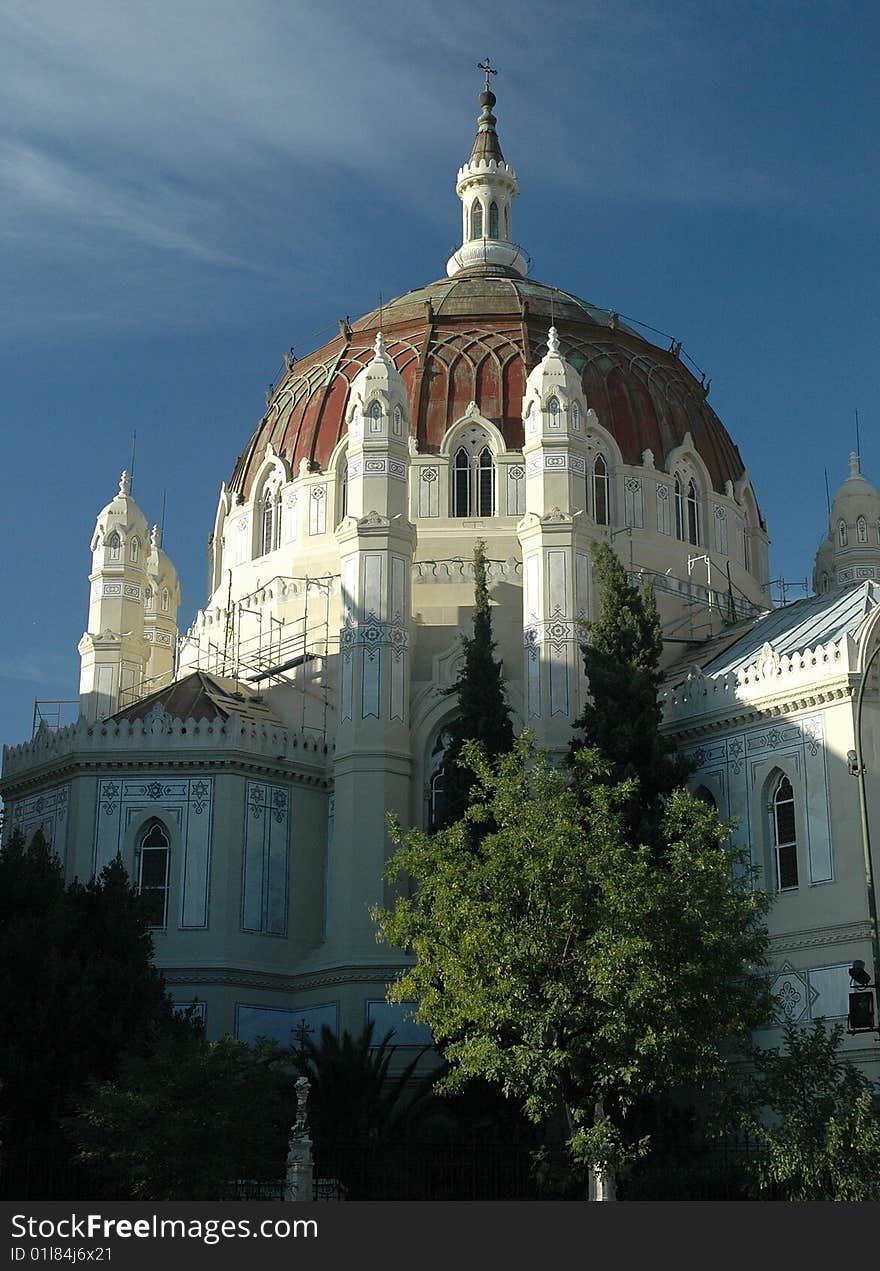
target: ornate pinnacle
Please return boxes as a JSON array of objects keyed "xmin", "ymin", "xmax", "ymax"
[
  {"xmin": 119, "ymin": 471, "xmax": 131, "ymax": 495},
  {"xmin": 547, "ymin": 326, "xmax": 560, "ymax": 356}
]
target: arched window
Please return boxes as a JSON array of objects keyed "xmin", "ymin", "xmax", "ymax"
[
  {"xmin": 839, "ymin": 519, "xmax": 848, "ymax": 548},
  {"xmin": 858, "ymin": 516, "xmax": 868, "ymax": 544},
  {"xmin": 161, "ymin": 588, "xmax": 170, "ymax": 613},
  {"xmin": 477, "ymin": 447, "xmax": 494, "ymax": 517},
  {"xmin": 547, "ymin": 396, "xmax": 561, "ymax": 430},
  {"xmin": 772, "ymin": 774, "xmax": 798, "ymax": 891},
  {"xmin": 453, "ymin": 447, "xmax": 471, "ymax": 517},
  {"xmin": 694, "ymin": 785, "xmax": 717, "ymax": 810},
  {"xmin": 592, "ymin": 455, "xmax": 610, "ymax": 526},
  {"xmin": 130, "ymin": 537, "xmax": 140, "ymax": 563},
  {"xmin": 821, "ymin": 572, "xmax": 829, "ymax": 594},
  {"xmin": 674, "ymin": 478, "xmax": 685, "ymax": 541},
  {"xmin": 138, "ymin": 821, "xmax": 170, "ymax": 927},
  {"xmin": 427, "ymin": 728, "xmax": 454, "ymax": 830},
  {"xmin": 259, "ymin": 483, "xmax": 282, "ymax": 555},
  {"xmin": 571, "ymin": 401, "xmax": 581, "ymax": 431},
  {"xmin": 368, "ymin": 401, "xmax": 383, "ymax": 433},
  {"xmin": 451, "ymin": 427, "xmax": 496, "ymax": 518},
  {"xmin": 145, "ymin": 585, "xmax": 154, "ymax": 610},
  {"xmin": 393, "ymin": 405, "xmax": 403, "ymax": 437},
  {"xmin": 489, "ymin": 201, "xmax": 499, "ymax": 238},
  {"xmin": 108, "ymin": 532, "xmax": 121, "ymax": 562},
  {"xmin": 687, "ymin": 480, "xmax": 700, "ymax": 545},
  {"xmin": 470, "ymin": 200, "xmax": 483, "ymax": 240},
  {"xmin": 339, "ymin": 459, "xmax": 348, "ymax": 522}
]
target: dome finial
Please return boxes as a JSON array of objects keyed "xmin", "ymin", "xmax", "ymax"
[
  {"xmin": 850, "ymin": 450, "xmax": 861, "ymax": 479},
  {"xmin": 548, "ymin": 326, "xmax": 560, "ymax": 355},
  {"xmin": 471, "ymin": 58, "xmax": 503, "ymax": 164},
  {"xmin": 119, "ymin": 470, "xmax": 131, "ymax": 496}
]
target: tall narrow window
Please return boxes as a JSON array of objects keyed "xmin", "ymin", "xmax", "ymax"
[
  {"xmin": 108, "ymin": 533, "xmax": 121, "ymax": 562},
  {"xmin": 772, "ymin": 775, "xmax": 798, "ymax": 891},
  {"xmin": 477, "ymin": 447, "xmax": 494, "ymax": 516},
  {"xmin": 260, "ymin": 487, "xmax": 274, "ymax": 555},
  {"xmin": 687, "ymin": 480, "xmax": 700, "ymax": 545},
  {"xmin": 593, "ymin": 455, "xmax": 610, "ymax": 526},
  {"xmin": 858, "ymin": 516, "xmax": 868, "ymax": 544},
  {"xmin": 161, "ymin": 588, "xmax": 169, "ymax": 612},
  {"xmin": 470, "ymin": 200, "xmax": 483, "ymax": 239},
  {"xmin": 453, "ymin": 448, "xmax": 471, "ymax": 517},
  {"xmin": 144, "ymin": 585, "xmax": 153, "ymax": 610},
  {"xmin": 339, "ymin": 459, "xmax": 348, "ymax": 522},
  {"xmin": 489, "ymin": 201, "xmax": 499, "ymax": 238},
  {"xmin": 368, "ymin": 401, "xmax": 383, "ymax": 433},
  {"xmin": 130, "ymin": 537, "xmax": 140, "ymax": 563},
  {"xmin": 547, "ymin": 396, "xmax": 561, "ymax": 429},
  {"xmin": 674, "ymin": 478, "xmax": 685, "ymax": 541},
  {"xmin": 839, "ymin": 519, "xmax": 848, "ymax": 548},
  {"xmin": 138, "ymin": 822, "xmax": 170, "ymax": 926}
]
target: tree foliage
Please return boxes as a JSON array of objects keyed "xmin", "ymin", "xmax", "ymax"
[
  {"xmin": 571, "ymin": 542, "xmax": 689, "ymax": 848},
  {"xmin": 0, "ymin": 829, "xmax": 186, "ymax": 1147},
  {"xmin": 376, "ymin": 736, "xmax": 772, "ymax": 1180},
  {"xmin": 70, "ymin": 1034, "xmax": 295, "ymax": 1199},
  {"xmin": 733, "ymin": 1019, "xmax": 880, "ymax": 1201},
  {"xmin": 439, "ymin": 539, "xmax": 514, "ymax": 826}
]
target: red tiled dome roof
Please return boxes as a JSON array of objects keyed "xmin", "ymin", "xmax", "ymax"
[{"xmin": 229, "ymin": 272, "xmax": 747, "ymax": 501}]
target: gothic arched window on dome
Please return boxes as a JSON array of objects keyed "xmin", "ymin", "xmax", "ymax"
[
  {"xmin": 771, "ymin": 773, "xmax": 798, "ymax": 891},
  {"xmin": 674, "ymin": 478, "xmax": 685, "ymax": 541},
  {"xmin": 838, "ymin": 519, "xmax": 848, "ymax": 548},
  {"xmin": 489, "ymin": 201, "xmax": 499, "ymax": 238},
  {"xmin": 451, "ymin": 429, "xmax": 496, "ymax": 518},
  {"xmin": 571, "ymin": 401, "xmax": 581, "ymax": 432},
  {"xmin": 547, "ymin": 396, "xmax": 561, "ymax": 430},
  {"xmin": 504, "ymin": 205, "xmax": 510, "ymax": 237},
  {"xmin": 470, "ymin": 200, "xmax": 483, "ymax": 240},
  {"xmin": 821, "ymin": 572, "xmax": 830, "ymax": 594},
  {"xmin": 368, "ymin": 401, "xmax": 383, "ymax": 433},
  {"xmin": 858, "ymin": 516, "xmax": 868, "ymax": 544},
  {"xmin": 145, "ymin": 585, "xmax": 153, "ymax": 610},
  {"xmin": 137, "ymin": 820, "xmax": 170, "ymax": 927},
  {"xmin": 687, "ymin": 480, "xmax": 700, "ymax": 545},
  {"xmin": 592, "ymin": 455, "xmax": 610, "ymax": 526},
  {"xmin": 161, "ymin": 588, "xmax": 170, "ymax": 613},
  {"xmin": 108, "ymin": 532, "xmax": 121, "ymax": 562},
  {"xmin": 129, "ymin": 536, "xmax": 140, "ymax": 563},
  {"xmin": 393, "ymin": 405, "xmax": 403, "ymax": 437},
  {"xmin": 259, "ymin": 484, "xmax": 282, "ymax": 555}
]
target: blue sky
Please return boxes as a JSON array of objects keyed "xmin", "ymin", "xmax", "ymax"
[{"xmin": 2, "ymin": 0, "xmax": 879, "ymax": 754}]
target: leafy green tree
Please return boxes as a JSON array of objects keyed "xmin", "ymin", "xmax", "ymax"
[
  {"xmin": 376, "ymin": 736, "xmax": 772, "ymax": 1192},
  {"xmin": 570, "ymin": 542, "xmax": 689, "ymax": 849},
  {"xmin": 438, "ymin": 539, "xmax": 514, "ymax": 826},
  {"xmin": 732, "ymin": 1019, "xmax": 880, "ymax": 1200},
  {"xmin": 70, "ymin": 1033, "xmax": 295, "ymax": 1199},
  {"xmin": 0, "ymin": 830, "xmax": 190, "ymax": 1160}
]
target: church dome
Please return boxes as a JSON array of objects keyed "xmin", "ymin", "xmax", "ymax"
[{"xmin": 229, "ymin": 274, "xmax": 749, "ymax": 504}]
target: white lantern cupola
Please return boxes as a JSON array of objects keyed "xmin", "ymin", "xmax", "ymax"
[
  {"xmin": 143, "ymin": 523, "xmax": 181, "ymax": 690},
  {"xmin": 446, "ymin": 81, "xmax": 527, "ymax": 279}
]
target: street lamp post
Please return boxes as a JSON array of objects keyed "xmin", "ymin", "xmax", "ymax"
[{"xmin": 849, "ymin": 639, "xmax": 880, "ymax": 1037}]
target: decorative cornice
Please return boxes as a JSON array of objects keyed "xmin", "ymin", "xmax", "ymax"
[
  {"xmin": 768, "ymin": 921, "xmax": 870, "ymax": 955},
  {"xmin": 161, "ymin": 962, "xmax": 411, "ymax": 995}
]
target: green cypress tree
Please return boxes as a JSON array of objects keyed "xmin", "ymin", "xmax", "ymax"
[
  {"xmin": 438, "ymin": 540, "xmax": 514, "ymax": 826},
  {"xmin": 570, "ymin": 541, "xmax": 688, "ymax": 847}
]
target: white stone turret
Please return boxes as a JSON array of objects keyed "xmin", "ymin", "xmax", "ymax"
[
  {"xmin": 517, "ymin": 329, "xmax": 593, "ymax": 751},
  {"xmin": 814, "ymin": 452, "xmax": 880, "ymax": 593},
  {"xmin": 446, "ymin": 85, "xmax": 527, "ymax": 278},
  {"xmin": 144, "ymin": 524, "xmax": 180, "ymax": 689},
  {"xmin": 327, "ymin": 336, "xmax": 417, "ymax": 961},
  {"xmin": 78, "ymin": 471, "xmax": 150, "ymax": 721},
  {"xmin": 343, "ymin": 332, "xmax": 410, "ymax": 521}
]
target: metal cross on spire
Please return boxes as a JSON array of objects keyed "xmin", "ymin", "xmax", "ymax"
[{"xmin": 477, "ymin": 57, "xmax": 497, "ymax": 91}]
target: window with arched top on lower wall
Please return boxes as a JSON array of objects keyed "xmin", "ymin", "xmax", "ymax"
[
  {"xmin": 108, "ymin": 532, "xmax": 121, "ymax": 562},
  {"xmin": 470, "ymin": 200, "xmax": 483, "ymax": 240},
  {"xmin": 137, "ymin": 820, "xmax": 170, "ymax": 927},
  {"xmin": 451, "ymin": 426, "xmax": 496, "ymax": 518},
  {"xmin": 771, "ymin": 773, "xmax": 798, "ymax": 891},
  {"xmin": 694, "ymin": 785, "xmax": 717, "ymax": 810},
  {"xmin": 427, "ymin": 727, "xmax": 454, "ymax": 830}
]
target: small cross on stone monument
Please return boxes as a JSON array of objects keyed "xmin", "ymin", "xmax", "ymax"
[{"xmin": 291, "ymin": 1017, "xmax": 314, "ymax": 1050}]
